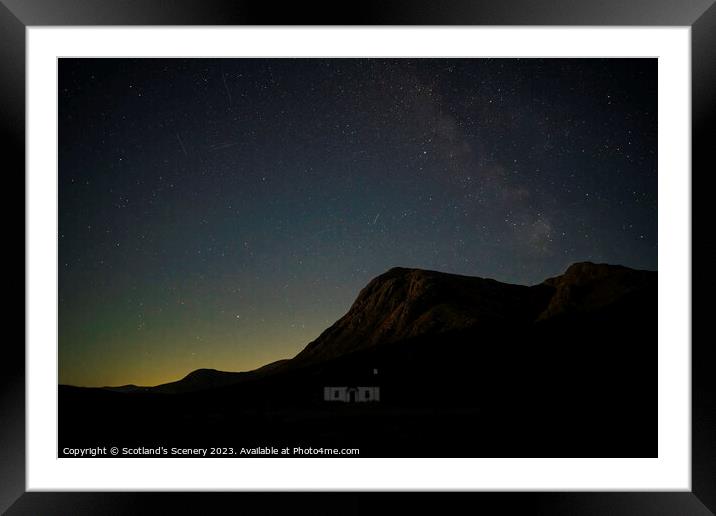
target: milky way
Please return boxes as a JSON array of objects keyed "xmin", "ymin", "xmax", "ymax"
[{"xmin": 59, "ymin": 58, "xmax": 657, "ymax": 386}]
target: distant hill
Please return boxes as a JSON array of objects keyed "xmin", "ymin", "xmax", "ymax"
[
  {"xmin": 101, "ymin": 359, "xmax": 290, "ymax": 394},
  {"xmin": 538, "ymin": 262, "xmax": 656, "ymax": 320}
]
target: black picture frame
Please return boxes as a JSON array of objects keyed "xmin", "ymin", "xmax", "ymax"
[{"xmin": 2, "ymin": 1, "xmax": 711, "ymax": 514}]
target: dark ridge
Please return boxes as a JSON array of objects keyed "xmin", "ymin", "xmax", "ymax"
[
  {"xmin": 65, "ymin": 262, "xmax": 655, "ymax": 392},
  {"xmin": 538, "ymin": 261, "xmax": 656, "ymax": 320}
]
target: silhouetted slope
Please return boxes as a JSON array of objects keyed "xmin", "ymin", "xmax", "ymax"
[
  {"xmin": 538, "ymin": 262, "xmax": 656, "ymax": 320},
  {"xmin": 101, "ymin": 384, "xmax": 145, "ymax": 393},
  {"xmin": 293, "ymin": 267, "xmax": 553, "ymax": 365},
  {"xmin": 100, "ymin": 359, "xmax": 290, "ymax": 394},
  {"xmin": 292, "ymin": 262, "xmax": 654, "ymax": 366}
]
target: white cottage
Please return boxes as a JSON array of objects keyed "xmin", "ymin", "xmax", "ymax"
[{"xmin": 324, "ymin": 386, "xmax": 380, "ymax": 402}]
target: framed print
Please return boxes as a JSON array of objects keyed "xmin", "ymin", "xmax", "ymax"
[{"xmin": 3, "ymin": 0, "xmax": 712, "ymax": 514}]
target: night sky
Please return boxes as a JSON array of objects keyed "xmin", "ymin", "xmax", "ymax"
[{"xmin": 59, "ymin": 58, "xmax": 657, "ymax": 387}]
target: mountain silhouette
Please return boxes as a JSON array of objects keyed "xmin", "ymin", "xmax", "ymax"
[
  {"xmin": 292, "ymin": 261, "xmax": 654, "ymax": 366},
  {"xmin": 538, "ymin": 262, "xmax": 656, "ymax": 320},
  {"xmin": 102, "ymin": 359, "xmax": 290, "ymax": 394},
  {"xmin": 292, "ymin": 267, "xmax": 551, "ymax": 365},
  {"xmin": 96, "ymin": 261, "xmax": 653, "ymax": 392},
  {"xmin": 59, "ymin": 262, "xmax": 657, "ymax": 458}
]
